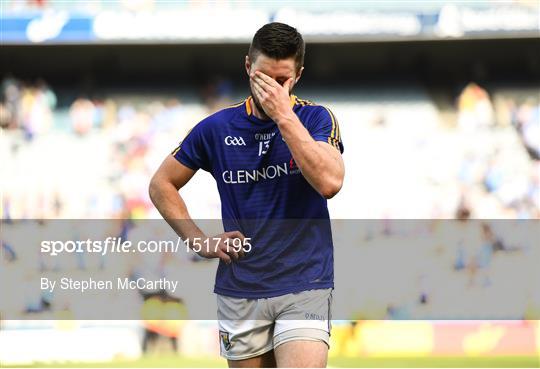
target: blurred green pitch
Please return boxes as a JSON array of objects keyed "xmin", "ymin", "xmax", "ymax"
[{"xmin": 8, "ymin": 354, "xmax": 540, "ymax": 368}]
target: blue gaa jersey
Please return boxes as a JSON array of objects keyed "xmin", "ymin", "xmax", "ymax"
[{"xmin": 172, "ymin": 95, "xmax": 343, "ymax": 298}]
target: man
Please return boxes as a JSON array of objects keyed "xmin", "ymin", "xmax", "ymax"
[{"xmin": 149, "ymin": 22, "xmax": 344, "ymax": 367}]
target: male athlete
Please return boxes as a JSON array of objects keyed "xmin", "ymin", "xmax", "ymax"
[{"xmin": 149, "ymin": 22, "xmax": 344, "ymax": 367}]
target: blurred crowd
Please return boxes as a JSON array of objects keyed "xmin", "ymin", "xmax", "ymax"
[
  {"xmin": 1, "ymin": 78, "xmax": 539, "ymax": 356},
  {"xmin": 1, "ymin": 78, "xmax": 538, "ymax": 220},
  {"xmin": 332, "ymin": 218, "xmax": 539, "ymax": 321},
  {"xmin": 0, "ymin": 78, "xmax": 56, "ymax": 139},
  {"xmin": 453, "ymin": 82, "xmax": 539, "ymax": 219},
  {"xmin": 0, "ymin": 77, "xmax": 233, "ymax": 219}
]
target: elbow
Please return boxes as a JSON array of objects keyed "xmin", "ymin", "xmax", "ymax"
[
  {"xmin": 320, "ymin": 177, "xmax": 343, "ymax": 199},
  {"xmin": 148, "ymin": 174, "xmax": 162, "ymax": 205}
]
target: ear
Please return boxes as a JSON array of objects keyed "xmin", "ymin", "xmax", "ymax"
[
  {"xmin": 295, "ymin": 66, "xmax": 305, "ymax": 83},
  {"xmin": 245, "ymin": 56, "xmax": 251, "ymax": 77}
]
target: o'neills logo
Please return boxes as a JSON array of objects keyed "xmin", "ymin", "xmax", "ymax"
[{"xmin": 222, "ymin": 162, "xmax": 289, "ymax": 184}]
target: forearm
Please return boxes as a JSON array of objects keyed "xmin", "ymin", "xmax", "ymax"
[
  {"xmin": 148, "ymin": 177, "xmax": 206, "ymax": 243},
  {"xmin": 149, "ymin": 156, "xmax": 244, "ymax": 263},
  {"xmin": 277, "ymin": 114, "xmax": 344, "ymax": 198}
]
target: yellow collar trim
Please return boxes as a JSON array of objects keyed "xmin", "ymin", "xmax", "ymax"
[
  {"xmin": 245, "ymin": 97, "xmax": 252, "ymax": 115},
  {"xmin": 290, "ymin": 94, "xmax": 297, "ymax": 107}
]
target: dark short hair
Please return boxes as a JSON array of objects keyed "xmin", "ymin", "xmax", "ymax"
[{"xmin": 248, "ymin": 22, "xmax": 305, "ymax": 71}]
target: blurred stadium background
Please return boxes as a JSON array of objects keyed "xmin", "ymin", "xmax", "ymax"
[{"xmin": 1, "ymin": 0, "xmax": 539, "ymax": 367}]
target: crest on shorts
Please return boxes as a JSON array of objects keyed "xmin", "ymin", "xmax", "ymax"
[{"xmin": 219, "ymin": 330, "xmax": 231, "ymax": 351}]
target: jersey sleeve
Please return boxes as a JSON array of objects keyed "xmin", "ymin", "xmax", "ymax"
[
  {"xmin": 171, "ymin": 121, "xmax": 211, "ymax": 172},
  {"xmin": 308, "ymin": 106, "xmax": 344, "ymax": 153}
]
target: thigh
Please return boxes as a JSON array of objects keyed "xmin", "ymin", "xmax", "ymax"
[
  {"xmin": 271, "ymin": 288, "xmax": 333, "ymax": 367},
  {"xmin": 228, "ymin": 349, "xmax": 276, "ymax": 368},
  {"xmin": 274, "ymin": 340, "xmax": 328, "ymax": 368}
]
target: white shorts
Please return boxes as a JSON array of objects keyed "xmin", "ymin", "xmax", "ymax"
[{"xmin": 217, "ymin": 288, "xmax": 333, "ymax": 360}]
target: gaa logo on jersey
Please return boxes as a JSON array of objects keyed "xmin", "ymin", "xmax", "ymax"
[
  {"xmin": 219, "ymin": 330, "xmax": 232, "ymax": 351},
  {"xmin": 224, "ymin": 136, "xmax": 246, "ymax": 146}
]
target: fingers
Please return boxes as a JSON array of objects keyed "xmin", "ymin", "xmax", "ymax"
[
  {"xmin": 250, "ymin": 78, "xmax": 263, "ymax": 97},
  {"xmin": 217, "ymin": 231, "xmax": 247, "ymax": 264},
  {"xmin": 254, "ymin": 71, "xmax": 279, "ymax": 88},
  {"xmin": 251, "ymin": 85, "xmax": 271, "ymax": 115},
  {"xmin": 221, "ymin": 244, "xmax": 239, "ymax": 262},
  {"xmin": 252, "ymin": 81, "xmax": 267, "ymax": 101},
  {"xmin": 226, "ymin": 231, "xmax": 246, "ymax": 259},
  {"xmin": 237, "ymin": 246, "xmax": 245, "ymax": 259},
  {"xmin": 251, "ymin": 72, "xmax": 275, "ymax": 96},
  {"xmin": 283, "ymin": 78, "xmax": 294, "ymax": 91},
  {"xmin": 226, "ymin": 231, "xmax": 245, "ymax": 242},
  {"xmin": 225, "ymin": 231, "xmax": 245, "ymax": 259},
  {"xmin": 216, "ymin": 248, "xmax": 232, "ymax": 264}
]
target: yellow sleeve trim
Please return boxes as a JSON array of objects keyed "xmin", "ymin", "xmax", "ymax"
[
  {"xmin": 327, "ymin": 136, "xmax": 340, "ymax": 151},
  {"xmin": 171, "ymin": 127, "xmax": 194, "ymax": 156},
  {"xmin": 322, "ymin": 106, "xmax": 339, "ymax": 141},
  {"xmin": 171, "ymin": 144, "xmax": 181, "ymax": 156}
]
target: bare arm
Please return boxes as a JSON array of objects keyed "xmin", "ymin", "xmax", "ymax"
[
  {"xmin": 275, "ymin": 115, "xmax": 344, "ymax": 199},
  {"xmin": 251, "ymin": 71, "xmax": 345, "ymax": 198},
  {"xmin": 149, "ymin": 155, "xmax": 243, "ymax": 263}
]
